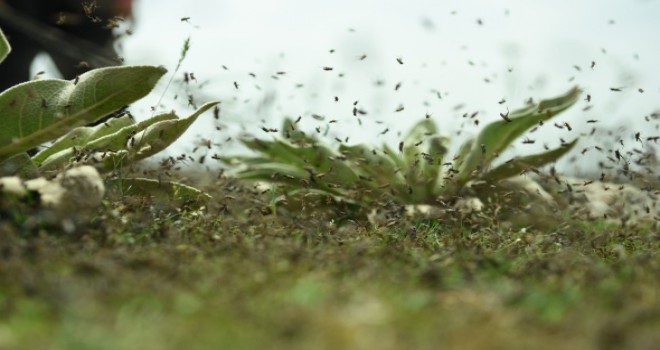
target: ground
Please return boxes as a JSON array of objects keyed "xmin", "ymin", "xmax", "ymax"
[{"xmin": 0, "ymin": 178, "xmax": 658, "ymax": 350}]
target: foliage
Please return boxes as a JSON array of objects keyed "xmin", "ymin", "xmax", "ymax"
[
  {"xmin": 34, "ymin": 102, "xmax": 218, "ymax": 174},
  {"xmin": 0, "ymin": 65, "xmax": 166, "ymax": 161},
  {"xmin": 454, "ymin": 87, "xmax": 579, "ymax": 188},
  {"xmin": 0, "ymin": 29, "xmax": 214, "ymax": 208},
  {"xmin": 224, "ymin": 87, "xmax": 580, "ymax": 216}
]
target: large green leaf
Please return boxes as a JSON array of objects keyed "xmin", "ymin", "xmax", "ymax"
[
  {"xmin": 439, "ymin": 136, "xmax": 474, "ymax": 194},
  {"xmin": 235, "ymin": 162, "xmax": 309, "ymax": 181},
  {"xmin": 38, "ymin": 103, "xmax": 217, "ymax": 173},
  {"xmin": 482, "ymin": 139, "xmax": 578, "ymax": 182},
  {"xmin": 130, "ymin": 101, "xmax": 218, "ymax": 160},
  {"xmin": 242, "ymin": 138, "xmax": 316, "ymax": 170},
  {"xmin": 399, "ymin": 119, "xmax": 448, "ymax": 202},
  {"xmin": 31, "ymin": 113, "xmax": 135, "ymax": 164},
  {"xmin": 37, "ymin": 113, "xmax": 177, "ymax": 171},
  {"xmin": 455, "ymin": 137, "xmax": 475, "ymax": 167},
  {"xmin": 280, "ymin": 117, "xmax": 317, "ymax": 145},
  {"xmin": 238, "ymin": 124, "xmax": 326, "ymax": 171},
  {"xmin": 241, "ymin": 138, "xmax": 358, "ymax": 186},
  {"xmin": 456, "ymin": 87, "xmax": 580, "ymax": 187},
  {"xmin": 0, "ymin": 28, "xmax": 9, "ymax": 65},
  {"xmin": 339, "ymin": 144, "xmax": 408, "ymax": 199},
  {"xmin": 84, "ymin": 149, "xmax": 130, "ymax": 175},
  {"xmin": 235, "ymin": 162, "xmax": 348, "ymax": 198},
  {"xmin": 422, "ymin": 135, "xmax": 449, "ymax": 197},
  {"xmin": 86, "ymin": 113, "xmax": 177, "ymax": 152},
  {"xmin": 0, "ymin": 65, "xmax": 166, "ymax": 161},
  {"xmin": 381, "ymin": 143, "xmax": 407, "ymax": 181},
  {"xmin": 402, "ymin": 119, "xmax": 438, "ymax": 168}
]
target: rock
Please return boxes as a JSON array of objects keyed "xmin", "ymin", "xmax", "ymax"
[
  {"xmin": 24, "ymin": 166, "xmax": 105, "ymax": 212},
  {"xmin": 0, "ymin": 176, "xmax": 27, "ymax": 196},
  {"xmin": 1, "ymin": 166, "xmax": 105, "ymax": 231}
]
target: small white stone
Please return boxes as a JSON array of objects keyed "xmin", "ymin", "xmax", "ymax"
[
  {"xmin": 0, "ymin": 176, "xmax": 27, "ymax": 196},
  {"xmin": 23, "ymin": 166, "xmax": 105, "ymax": 212},
  {"xmin": 455, "ymin": 197, "xmax": 483, "ymax": 215}
]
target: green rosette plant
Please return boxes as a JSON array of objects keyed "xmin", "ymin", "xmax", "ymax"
[{"xmin": 223, "ymin": 87, "xmax": 580, "ymax": 220}]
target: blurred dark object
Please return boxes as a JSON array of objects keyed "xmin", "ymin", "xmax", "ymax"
[{"xmin": 0, "ymin": 0, "xmax": 132, "ymax": 92}]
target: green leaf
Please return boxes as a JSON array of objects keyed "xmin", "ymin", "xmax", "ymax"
[
  {"xmin": 340, "ymin": 145, "xmax": 396, "ymax": 181},
  {"xmin": 421, "ymin": 135, "xmax": 449, "ymax": 197},
  {"xmin": 220, "ymin": 155, "xmax": 278, "ymax": 166},
  {"xmin": 380, "ymin": 143, "xmax": 405, "ymax": 171},
  {"xmin": 106, "ymin": 177, "xmax": 211, "ymax": 208},
  {"xmin": 235, "ymin": 162, "xmax": 309, "ymax": 181},
  {"xmin": 235, "ymin": 162, "xmax": 347, "ymax": 197},
  {"xmin": 339, "ymin": 144, "xmax": 408, "ymax": 199},
  {"xmin": 242, "ymin": 138, "xmax": 314, "ymax": 170},
  {"xmin": 31, "ymin": 113, "xmax": 135, "ymax": 164},
  {"xmin": 87, "ymin": 112, "xmax": 177, "ymax": 152},
  {"xmin": 281, "ymin": 118, "xmax": 317, "ymax": 144},
  {"xmin": 38, "ymin": 102, "xmax": 216, "ymax": 173},
  {"xmin": 237, "ymin": 161, "xmax": 350, "ymax": 195},
  {"xmin": 455, "ymin": 137, "xmax": 475, "ymax": 166},
  {"xmin": 0, "ymin": 28, "xmax": 9, "ymax": 65},
  {"xmin": 242, "ymin": 137, "xmax": 358, "ymax": 186},
  {"xmin": 37, "ymin": 113, "xmax": 177, "ymax": 171},
  {"xmin": 402, "ymin": 119, "xmax": 437, "ymax": 168},
  {"xmin": 86, "ymin": 149, "xmax": 130, "ymax": 175},
  {"xmin": 399, "ymin": 119, "xmax": 446, "ymax": 202},
  {"xmin": 130, "ymin": 101, "xmax": 218, "ymax": 160},
  {"xmin": 482, "ymin": 139, "xmax": 578, "ymax": 183},
  {"xmin": 456, "ymin": 87, "xmax": 580, "ymax": 187},
  {"xmin": 0, "ymin": 65, "xmax": 167, "ymax": 161}
]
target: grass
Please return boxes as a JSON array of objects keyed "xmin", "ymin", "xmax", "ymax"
[{"xmin": 0, "ymin": 176, "xmax": 658, "ymax": 350}]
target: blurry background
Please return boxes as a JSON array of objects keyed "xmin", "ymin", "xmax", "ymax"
[{"xmin": 33, "ymin": 0, "xmax": 660, "ymax": 174}]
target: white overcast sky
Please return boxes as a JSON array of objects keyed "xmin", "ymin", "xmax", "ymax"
[{"xmin": 41, "ymin": 0, "xmax": 660, "ymax": 172}]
